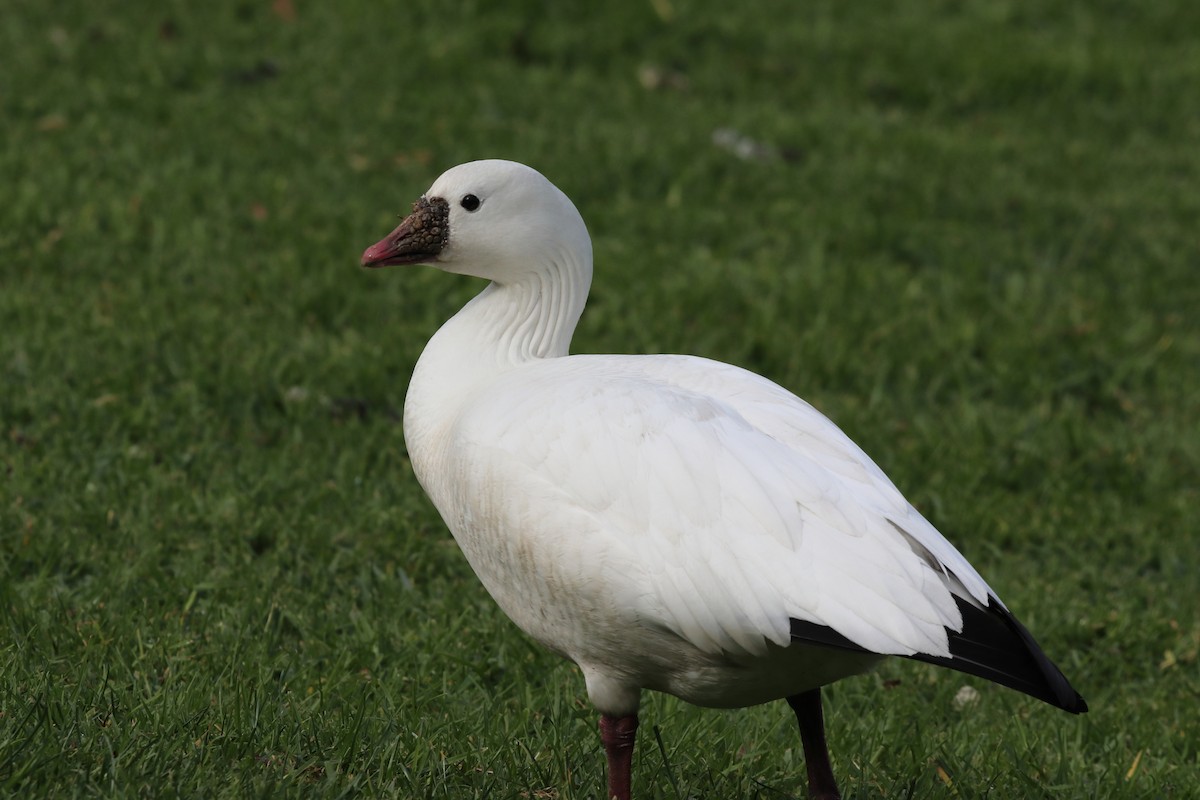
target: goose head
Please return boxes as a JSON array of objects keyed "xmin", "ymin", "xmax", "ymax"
[{"xmin": 361, "ymin": 159, "xmax": 592, "ymax": 286}]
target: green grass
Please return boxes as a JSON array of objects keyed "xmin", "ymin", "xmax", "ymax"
[{"xmin": 2, "ymin": 0, "xmax": 1198, "ymax": 796}]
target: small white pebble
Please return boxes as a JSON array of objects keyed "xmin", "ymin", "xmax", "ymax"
[
  {"xmin": 712, "ymin": 127, "xmax": 776, "ymax": 162},
  {"xmin": 953, "ymin": 685, "xmax": 981, "ymax": 710}
]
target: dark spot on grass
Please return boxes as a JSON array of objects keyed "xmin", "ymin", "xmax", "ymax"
[
  {"xmin": 329, "ymin": 396, "xmax": 370, "ymax": 422},
  {"xmin": 227, "ymin": 60, "xmax": 279, "ymax": 86},
  {"xmin": 8, "ymin": 429, "xmax": 38, "ymax": 449},
  {"xmin": 328, "ymin": 397, "xmax": 402, "ymax": 424},
  {"xmin": 779, "ymin": 145, "xmax": 806, "ymax": 164},
  {"xmin": 509, "ymin": 30, "xmax": 534, "ymax": 65},
  {"xmin": 248, "ymin": 531, "xmax": 274, "ymax": 555}
]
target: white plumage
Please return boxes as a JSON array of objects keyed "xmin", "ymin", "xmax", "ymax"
[{"xmin": 361, "ymin": 159, "xmax": 1084, "ymax": 799}]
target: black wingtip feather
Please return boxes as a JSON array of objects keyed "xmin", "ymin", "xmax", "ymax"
[{"xmin": 790, "ymin": 599, "xmax": 1088, "ymax": 714}]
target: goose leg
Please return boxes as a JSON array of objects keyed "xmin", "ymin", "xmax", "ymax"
[
  {"xmin": 599, "ymin": 713, "xmax": 639, "ymax": 800},
  {"xmin": 787, "ymin": 689, "xmax": 841, "ymax": 800}
]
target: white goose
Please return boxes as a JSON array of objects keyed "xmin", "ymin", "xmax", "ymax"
[{"xmin": 361, "ymin": 159, "xmax": 1086, "ymax": 800}]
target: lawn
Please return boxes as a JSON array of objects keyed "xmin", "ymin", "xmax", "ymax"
[{"xmin": 2, "ymin": 0, "xmax": 1198, "ymax": 797}]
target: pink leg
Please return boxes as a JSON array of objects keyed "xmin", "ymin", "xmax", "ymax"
[
  {"xmin": 599, "ymin": 713, "xmax": 639, "ymax": 800},
  {"xmin": 787, "ymin": 689, "xmax": 841, "ymax": 800}
]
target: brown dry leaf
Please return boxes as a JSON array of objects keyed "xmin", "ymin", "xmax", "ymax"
[
  {"xmin": 272, "ymin": 0, "xmax": 296, "ymax": 22},
  {"xmin": 393, "ymin": 149, "xmax": 433, "ymax": 167},
  {"xmin": 37, "ymin": 113, "xmax": 68, "ymax": 132},
  {"xmin": 1125, "ymin": 749, "xmax": 1143, "ymax": 780}
]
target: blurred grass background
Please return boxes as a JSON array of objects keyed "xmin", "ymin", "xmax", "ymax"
[{"xmin": 2, "ymin": 0, "xmax": 1198, "ymax": 796}]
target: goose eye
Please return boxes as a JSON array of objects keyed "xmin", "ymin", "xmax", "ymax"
[{"xmin": 460, "ymin": 194, "xmax": 481, "ymax": 212}]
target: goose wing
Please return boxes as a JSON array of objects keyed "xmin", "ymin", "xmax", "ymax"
[
  {"xmin": 448, "ymin": 353, "xmax": 1085, "ymax": 712},
  {"xmin": 455, "ymin": 354, "xmax": 973, "ymax": 660}
]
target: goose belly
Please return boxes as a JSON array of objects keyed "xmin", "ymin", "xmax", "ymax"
[{"xmin": 426, "ymin": 467, "xmax": 882, "ymax": 709}]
